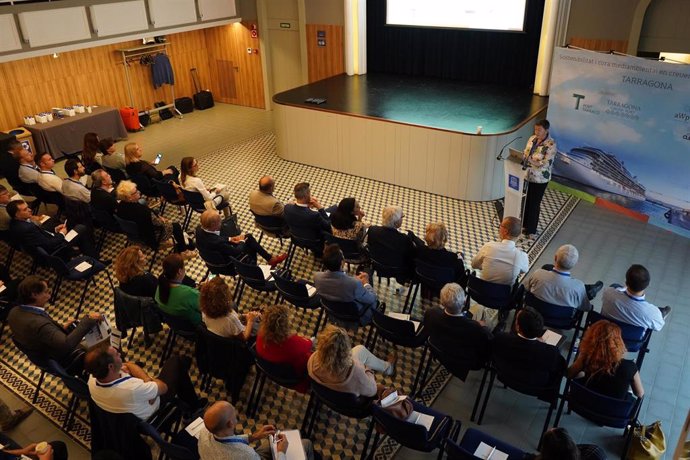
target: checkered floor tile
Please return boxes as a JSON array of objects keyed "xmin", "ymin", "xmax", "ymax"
[{"xmin": 0, "ymin": 133, "xmax": 578, "ymax": 458}]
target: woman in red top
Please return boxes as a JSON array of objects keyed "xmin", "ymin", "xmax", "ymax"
[{"xmin": 256, "ymin": 304, "xmax": 313, "ymax": 393}]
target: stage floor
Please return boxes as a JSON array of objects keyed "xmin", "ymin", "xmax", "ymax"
[{"xmin": 274, "ymin": 73, "xmax": 549, "ymax": 135}]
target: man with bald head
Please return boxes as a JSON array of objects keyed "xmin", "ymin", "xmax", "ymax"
[
  {"xmin": 249, "ymin": 175, "xmax": 284, "ymax": 217},
  {"xmin": 198, "ymin": 401, "xmax": 315, "ymax": 459},
  {"xmin": 195, "ymin": 210, "xmax": 286, "ymax": 267}
]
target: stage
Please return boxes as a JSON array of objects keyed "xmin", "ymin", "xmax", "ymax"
[{"xmin": 273, "ymin": 73, "xmax": 548, "ymax": 201}]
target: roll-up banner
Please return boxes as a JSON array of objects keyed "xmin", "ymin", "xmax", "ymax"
[{"xmin": 548, "ymin": 47, "xmax": 690, "ymax": 237}]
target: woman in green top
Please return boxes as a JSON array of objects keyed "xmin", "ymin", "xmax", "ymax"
[{"xmin": 155, "ymin": 253, "xmax": 201, "ymax": 325}]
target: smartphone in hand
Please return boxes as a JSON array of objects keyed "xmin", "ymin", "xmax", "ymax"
[{"xmin": 153, "ymin": 153, "xmax": 163, "ymax": 165}]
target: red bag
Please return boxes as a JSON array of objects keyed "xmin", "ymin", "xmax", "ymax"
[{"xmin": 119, "ymin": 107, "xmax": 140, "ymax": 132}]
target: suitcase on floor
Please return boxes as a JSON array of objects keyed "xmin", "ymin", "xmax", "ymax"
[
  {"xmin": 175, "ymin": 97, "xmax": 194, "ymax": 114},
  {"xmin": 119, "ymin": 107, "xmax": 140, "ymax": 132},
  {"xmin": 191, "ymin": 68, "xmax": 215, "ymax": 110},
  {"xmin": 154, "ymin": 101, "xmax": 173, "ymax": 120}
]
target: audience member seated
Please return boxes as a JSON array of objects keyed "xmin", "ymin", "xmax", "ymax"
[
  {"xmin": 155, "ymin": 254, "xmax": 201, "ymax": 325},
  {"xmin": 526, "ymin": 427, "xmax": 608, "ymax": 460},
  {"xmin": 36, "ymin": 152, "xmax": 63, "ymax": 194},
  {"xmin": 524, "ymin": 244, "xmax": 602, "ymax": 311},
  {"xmin": 200, "ymin": 276, "xmax": 259, "ymax": 340},
  {"xmin": 198, "ymin": 401, "xmax": 315, "ymax": 460},
  {"xmin": 366, "ymin": 205, "xmax": 415, "ymax": 283},
  {"xmin": 601, "ymin": 264, "xmax": 670, "ymax": 331},
  {"xmin": 567, "ymin": 320, "xmax": 644, "ymax": 399},
  {"xmin": 256, "ymin": 304, "xmax": 313, "ymax": 393},
  {"xmin": 0, "ymin": 397, "xmax": 33, "ymax": 432},
  {"xmin": 81, "ymin": 132, "xmax": 102, "ymax": 175},
  {"xmin": 249, "ymin": 175, "xmax": 285, "ymax": 217},
  {"xmin": 0, "ymin": 184, "xmax": 25, "ymax": 233},
  {"xmin": 410, "ymin": 222, "xmax": 466, "ymax": 284},
  {"xmin": 8, "ymin": 200, "xmax": 99, "ymax": 258},
  {"xmin": 180, "ymin": 156, "xmax": 231, "ymax": 217},
  {"xmin": 11, "ymin": 141, "xmax": 40, "ymax": 185},
  {"xmin": 114, "ymin": 246, "xmax": 158, "ymax": 298},
  {"xmin": 308, "ymin": 325, "xmax": 394, "ymax": 398},
  {"xmin": 99, "ymin": 137, "xmax": 126, "ymax": 175},
  {"xmin": 195, "ymin": 210, "xmax": 286, "ymax": 267},
  {"xmin": 492, "ymin": 307, "xmax": 566, "ymax": 391},
  {"xmin": 423, "ymin": 283, "xmax": 491, "ymax": 366},
  {"xmin": 90, "ymin": 169, "xmax": 117, "ymax": 214},
  {"xmin": 330, "ymin": 197, "xmax": 368, "ymax": 243},
  {"xmin": 313, "ymin": 244, "xmax": 377, "ymax": 326},
  {"xmin": 283, "ymin": 182, "xmax": 331, "ymax": 257},
  {"xmin": 124, "ymin": 143, "xmax": 178, "ymax": 182},
  {"xmin": 0, "ymin": 435, "xmax": 68, "ymax": 460},
  {"xmin": 62, "ymin": 159, "xmax": 90, "ymax": 203},
  {"xmin": 115, "ymin": 180, "xmax": 194, "ymax": 255},
  {"xmin": 471, "ymin": 216, "xmax": 528, "ymax": 285},
  {"xmin": 8, "ymin": 276, "xmax": 103, "ymax": 371},
  {"xmin": 85, "ymin": 345, "xmax": 205, "ymax": 420}
]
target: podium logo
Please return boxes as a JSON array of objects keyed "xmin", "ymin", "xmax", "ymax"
[
  {"xmin": 508, "ymin": 174, "xmax": 520, "ymax": 191},
  {"xmin": 573, "ymin": 94, "xmax": 585, "ymax": 110}
]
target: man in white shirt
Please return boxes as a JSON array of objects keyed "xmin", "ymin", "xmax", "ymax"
[
  {"xmin": 470, "ymin": 216, "xmax": 529, "ymax": 329},
  {"xmin": 12, "ymin": 145, "xmax": 40, "ymax": 184},
  {"xmin": 62, "ymin": 159, "xmax": 90, "ymax": 203},
  {"xmin": 198, "ymin": 401, "xmax": 315, "ymax": 460},
  {"xmin": 85, "ymin": 346, "xmax": 205, "ymax": 421},
  {"xmin": 35, "ymin": 152, "xmax": 63, "ymax": 194}
]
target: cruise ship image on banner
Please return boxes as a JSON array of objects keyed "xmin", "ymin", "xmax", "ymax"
[{"xmin": 552, "ymin": 146, "xmax": 646, "ymax": 202}]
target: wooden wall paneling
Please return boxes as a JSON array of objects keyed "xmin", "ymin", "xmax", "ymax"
[
  {"xmin": 204, "ymin": 22, "xmax": 265, "ymax": 109},
  {"xmin": 569, "ymin": 37, "xmax": 629, "ymax": 52},
  {"xmin": 306, "ymin": 24, "xmax": 344, "ymax": 83}
]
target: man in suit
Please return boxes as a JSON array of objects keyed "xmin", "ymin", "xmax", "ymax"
[
  {"xmin": 491, "ymin": 307, "xmax": 566, "ymax": 392},
  {"xmin": 283, "ymin": 182, "xmax": 331, "ymax": 257},
  {"xmin": 35, "ymin": 152, "xmax": 63, "ymax": 194},
  {"xmin": 7, "ymin": 199, "xmax": 98, "ymax": 258},
  {"xmin": 62, "ymin": 159, "xmax": 90, "ymax": 203},
  {"xmin": 366, "ymin": 205, "xmax": 415, "ymax": 283},
  {"xmin": 196, "ymin": 210, "xmax": 286, "ymax": 267},
  {"xmin": 249, "ymin": 175, "xmax": 289, "ymax": 236},
  {"xmin": 313, "ymin": 244, "xmax": 377, "ymax": 326},
  {"xmin": 423, "ymin": 283, "xmax": 492, "ymax": 376},
  {"xmin": 90, "ymin": 169, "xmax": 117, "ymax": 214},
  {"xmin": 7, "ymin": 275, "xmax": 103, "ymax": 371}
]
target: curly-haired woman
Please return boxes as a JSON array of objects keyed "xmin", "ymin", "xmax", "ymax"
[
  {"xmin": 256, "ymin": 304, "xmax": 313, "ymax": 393},
  {"xmin": 307, "ymin": 325, "xmax": 395, "ymax": 398},
  {"xmin": 568, "ymin": 320, "xmax": 644, "ymax": 399},
  {"xmin": 114, "ymin": 246, "xmax": 157, "ymax": 298},
  {"xmin": 199, "ymin": 277, "xmax": 259, "ymax": 341}
]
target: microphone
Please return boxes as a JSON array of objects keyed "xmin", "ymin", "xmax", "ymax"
[{"xmin": 496, "ymin": 136, "xmax": 523, "ymax": 161}]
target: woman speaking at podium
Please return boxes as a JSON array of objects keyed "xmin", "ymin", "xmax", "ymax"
[{"xmin": 522, "ymin": 119, "xmax": 557, "ymax": 239}]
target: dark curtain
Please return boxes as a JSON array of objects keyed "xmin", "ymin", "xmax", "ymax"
[{"xmin": 367, "ymin": 0, "xmax": 545, "ymax": 87}]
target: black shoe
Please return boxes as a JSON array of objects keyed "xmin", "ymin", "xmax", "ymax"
[
  {"xmin": 659, "ymin": 306, "xmax": 672, "ymax": 319},
  {"xmin": 586, "ymin": 281, "xmax": 604, "ymax": 300}
]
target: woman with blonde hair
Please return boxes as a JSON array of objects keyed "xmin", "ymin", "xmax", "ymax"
[
  {"xmin": 199, "ymin": 277, "xmax": 259, "ymax": 341},
  {"xmin": 179, "ymin": 156, "xmax": 232, "ymax": 217},
  {"xmin": 124, "ymin": 142, "xmax": 178, "ymax": 182},
  {"xmin": 114, "ymin": 246, "xmax": 157, "ymax": 298},
  {"xmin": 568, "ymin": 320, "xmax": 644, "ymax": 399},
  {"xmin": 307, "ymin": 325, "xmax": 395, "ymax": 397},
  {"xmin": 256, "ymin": 305, "xmax": 313, "ymax": 393},
  {"xmin": 410, "ymin": 222, "xmax": 466, "ymax": 286}
]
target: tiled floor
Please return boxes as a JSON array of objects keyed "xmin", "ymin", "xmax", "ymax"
[{"xmin": 1, "ymin": 103, "xmax": 688, "ymax": 459}]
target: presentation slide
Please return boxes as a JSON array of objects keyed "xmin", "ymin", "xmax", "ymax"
[{"xmin": 386, "ymin": 0, "xmax": 527, "ymax": 32}]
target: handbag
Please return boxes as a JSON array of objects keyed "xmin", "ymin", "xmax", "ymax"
[
  {"xmin": 220, "ymin": 213, "xmax": 242, "ymax": 238},
  {"xmin": 374, "ymin": 389, "xmax": 414, "ymax": 433},
  {"xmin": 626, "ymin": 421, "xmax": 666, "ymax": 460}
]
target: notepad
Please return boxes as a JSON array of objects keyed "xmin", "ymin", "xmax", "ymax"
[
  {"xmin": 386, "ymin": 312, "xmax": 421, "ymax": 332},
  {"xmin": 541, "ymin": 329, "xmax": 563, "ymax": 347},
  {"xmin": 306, "ymin": 283, "xmax": 317, "ymax": 297},
  {"xmin": 85, "ymin": 317, "xmax": 112, "ymax": 348},
  {"xmin": 39, "ymin": 215, "xmax": 50, "ymax": 223},
  {"xmin": 474, "ymin": 442, "xmax": 509, "ymax": 460},
  {"xmin": 185, "ymin": 417, "xmax": 205, "ymax": 439},
  {"xmin": 405, "ymin": 411, "xmax": 434, "ymax": 431},
  {"xmin": 259, "ymin": 264, "xmax": 274, "ymax": 281},
  {"xmin": 0, "ymin": 285, "xmax": 6, "ymax": 294},
  {"xmin": 74, "ymin": 261, "xmax": 93, "ymax": 272},
  {"xmin": 269, "ymin": 429, "xmax": 306, "ymax": 460},
  {"xmin": 64, "ymin": 229, "xmax": 79, "ymax": 242}
]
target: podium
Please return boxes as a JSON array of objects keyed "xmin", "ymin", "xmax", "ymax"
[{"xmin": 501, "ymin": 147, "xmax": 528, "ymax": 221}]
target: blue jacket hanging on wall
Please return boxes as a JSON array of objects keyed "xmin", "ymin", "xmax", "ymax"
[{"xmin": 152, "ymin": 53, "xmax": 174, "ymax": 88}]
